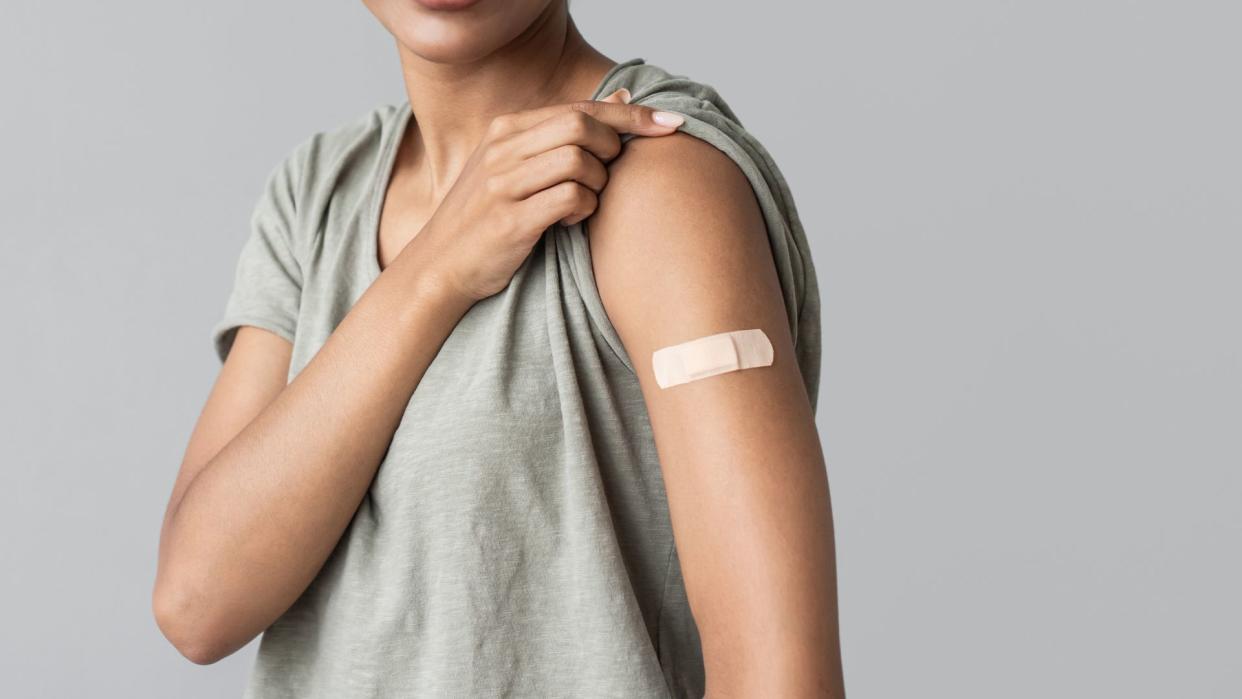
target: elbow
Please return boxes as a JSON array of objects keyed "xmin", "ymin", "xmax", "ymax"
[{"xmin": 151, "ymin": 579, "xmax": 237, "ymax": 665}]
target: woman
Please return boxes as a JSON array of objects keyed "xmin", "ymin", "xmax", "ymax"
[{"xmin": 153, "ymin": 0, "xmax": 845, "ymax": 696}]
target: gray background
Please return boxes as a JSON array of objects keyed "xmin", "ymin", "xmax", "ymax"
[{"xmin": 1, "ymin": 1, "xmax": 1237, "ymax": 697}]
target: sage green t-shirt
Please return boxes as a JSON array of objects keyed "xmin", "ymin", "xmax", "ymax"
[{"xmin": 211, "ymin": 57, "xmax": 821, "ymax": 699}]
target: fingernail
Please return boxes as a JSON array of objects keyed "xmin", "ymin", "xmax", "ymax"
[
  {"xmin": 651, "ymin": 111, "xmax": 684, "ymax": 128},
  {"xmin": 616, "ymin": 88, "xmax": 632, "ymax": 104}
]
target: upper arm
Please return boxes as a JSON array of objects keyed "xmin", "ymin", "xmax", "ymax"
[
  {"xmin": 167, "ymin": 326, "xmax": 292, "ymax": 521},
  {"xmin": 154, "ymin": 325, "xmax": 292, "ymax": 661},
  {"xmin": 167, "ymin": 145, "xmax": 305, "ymax": 519},
  {"xmin": 588, "ymin": 132, "xmax": 844, "ymax": 695}
]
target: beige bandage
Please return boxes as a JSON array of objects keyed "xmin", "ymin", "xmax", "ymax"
[{"xmin": 651, "ymin": 329, "xmax": 774, "ymax": 389}]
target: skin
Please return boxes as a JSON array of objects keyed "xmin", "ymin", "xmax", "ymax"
[
  {"xmin": 591, "ymin": 134, "xmax": 846, "ymax": 697},
  {"xmin": 152, "ymin": 0, "xmax": 845, "ymax": 695}
]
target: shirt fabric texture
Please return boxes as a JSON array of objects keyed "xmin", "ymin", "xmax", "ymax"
[{"xmin": 211, "ymin": 57, "xmax": 822, "ymax": 699}]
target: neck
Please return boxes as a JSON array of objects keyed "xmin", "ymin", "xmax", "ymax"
[{"xmin": 394, "ymin": 3, "xmax": 613, "ymax": 196}]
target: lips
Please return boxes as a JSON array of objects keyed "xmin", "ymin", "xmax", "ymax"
[{"xmin": 413, "ymin": 0, "xmax": 483, "ymax": 11}]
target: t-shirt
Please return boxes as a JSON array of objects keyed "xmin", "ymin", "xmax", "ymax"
[{"xmin": 211, "ymin": 57, "xmax": 821, "ymax": 699}]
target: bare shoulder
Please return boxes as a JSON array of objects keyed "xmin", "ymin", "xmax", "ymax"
[
  {"xmin": 587, "ymin": 130, "xmax": 793, "ymax": 371},
  {"xmin": 590, "ymin": 131, "xmax": 761, "ymax": 252}
]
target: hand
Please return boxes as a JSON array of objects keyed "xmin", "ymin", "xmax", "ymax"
[{"xmin": 415, "ymin": 89, "xmax": 685, "ymax": 302}]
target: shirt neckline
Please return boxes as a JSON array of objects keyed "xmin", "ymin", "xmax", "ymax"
[{"xmin": 362, "ymin": 57, "xmax": 647, "ymax": 283}]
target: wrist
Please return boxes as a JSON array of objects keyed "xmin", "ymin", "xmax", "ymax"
[
  {"xmin": 411, "ymin": 266, "xmax": 476, "ymax": 316},
  {"xmin": 385, "ymin": 229, "xmax": 478, "ymax": 314}
]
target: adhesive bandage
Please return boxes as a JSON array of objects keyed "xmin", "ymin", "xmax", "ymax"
[{"xmin": 651, "ymin": 329, "xmax": 774, "ymax": 389}]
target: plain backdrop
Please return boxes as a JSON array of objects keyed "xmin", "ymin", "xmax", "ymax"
[{"xmin": 1, "ymin": 1, "xmax": 1238, "ymax": 697}]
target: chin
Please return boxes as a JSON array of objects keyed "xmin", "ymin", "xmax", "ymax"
[{"xmin": 365, "ymin": 0, "xmax": 555, "ymax": 65}]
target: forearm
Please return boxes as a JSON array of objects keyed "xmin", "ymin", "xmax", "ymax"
[
  {"xmin": 153, "ymin": 95, "xmax": 677, "ymax": 664},
  {"xmin": 154, "ymin": 234, "xmax": 473, "ymax": 662}
]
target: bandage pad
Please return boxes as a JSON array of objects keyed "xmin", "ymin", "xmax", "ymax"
[{"xmin": 651, "ymin": 329, "xmax": 774, "ymax": 389}]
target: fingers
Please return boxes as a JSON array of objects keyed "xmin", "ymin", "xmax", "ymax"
[
  {"xmin": 522, "ymin": 180, "xmax": 599, "ymax": 228},
  {"xmin": 509, "ymin": 109, "xmax": 624, "ymax": 162},
  {"xmin": 487, "ymin": 87, "xmax": 683, "ymax": 230},
  {"xmin": 572, "ymin": 99, "xmax": 685, "ymax": 135},
  {"xmin": 490, "ymin": 95, "xmax": 684, "ymax": 139},
  {"xmin": 503, "ymin": 144, "xmax": 609, "ymax": 200},
  {"xmin": 568, "ymin": 99, "xmax": 686, "ymax": 136}
]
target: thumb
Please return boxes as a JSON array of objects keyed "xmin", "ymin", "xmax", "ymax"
[{"xmin": 600, "ymin": 88, "xmax": 631, "ymax": 104}]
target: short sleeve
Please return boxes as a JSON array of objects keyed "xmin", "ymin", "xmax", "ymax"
[
  {"xmin": 567, "ymin": 61, "xmax": 822, "ymax": 408},
  {"xmin": 210, "ymin": 154, "xmax": 303, "ymax": 363}
]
